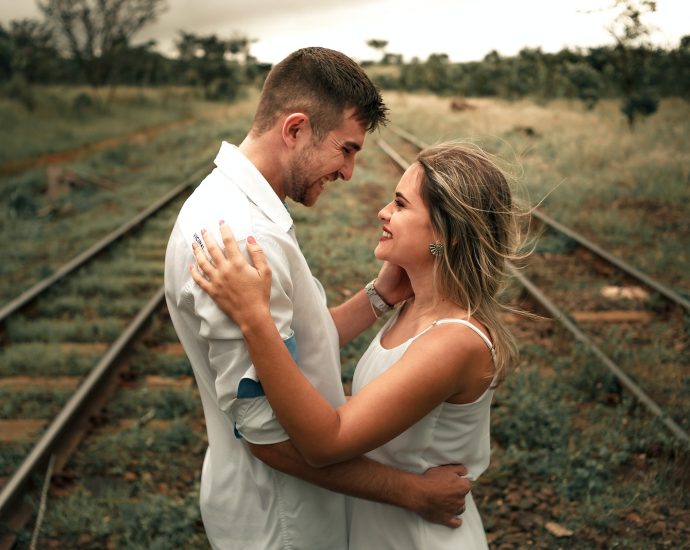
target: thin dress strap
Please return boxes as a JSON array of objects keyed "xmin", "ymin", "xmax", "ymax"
[{"xmin": 431, "ymin": 319, "xmax": 496, "ymax": 360}]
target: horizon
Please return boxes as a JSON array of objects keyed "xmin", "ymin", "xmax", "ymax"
[{"xmin": 1, "ymin": 0, "xmax": 687, "ymax": 65}]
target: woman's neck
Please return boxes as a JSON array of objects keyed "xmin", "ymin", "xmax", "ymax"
[{"xmin": 404, "ymin": 266, "xmax": 464, "ymax": 323}]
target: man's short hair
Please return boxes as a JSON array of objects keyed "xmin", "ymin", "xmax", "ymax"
[{"xmin": 251, "ymin": 47, "xmax": 388, "ymax": 139}]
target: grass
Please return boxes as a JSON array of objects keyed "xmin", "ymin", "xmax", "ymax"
[
  {"xmin": 0, "ymin": 343, "xmax": 105, "ymax": 376},
  {"xmin": 2, "ymin": 86, "xmax": 687, "ymax": 547},
  {"xmin": 37, "ymin": 295, "xmax": 150, "ymax": 318},
  {"xmin": 72, "ymin": 421, "xmax": 204, "ymax": 478},
  {"xmin": 35, "ymin": 487, "xmax": 206, "ymax": 549},
  {"xmin": 479, "ymin": 334, "xmax": 688, "ymax": 546},
  {"xmin": 0, "ymin": 442, "xmax": 32, "ymax": 477},
  {"xmin": 380, "ymin": 92, "xmax": 690, "ymax": 295},
  {"xmin": 0, "ymin": 387, "xmax": 71, "ymax": 419},
  {"xmin": 0, "ymin": 86, "xmax": 199, "ymax": 164},
  {"xmin": 0, "ymin": 90, "xmax": 257, "ymax": 304},
  {"xmin": 106, "ymin": 388, "xmax": 200, "ymax": 421},
  {"xmin": 4, "ymin": 317, "xmax": 126, "ymax": 343},
  {"xmin": 126, "ymin": 345, "xmax": 193, "ymax": 378}
]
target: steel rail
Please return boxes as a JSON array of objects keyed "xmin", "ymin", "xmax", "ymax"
[
  {"xmin": 511, "ymin": 266, "xmax": 689, "ymax": 446},
  {"xmin": 377, "ymin": 136, "xmax": 690, "ymax": 447},
  {"xmin": 0, "ymin": 287, "xmax": 166, "ymax": 524},
  {"xmin": 528, "ymin": 208, "xmax": 690, "ymax": 312},
  {"xmin": 385, "ymin": 125, "xmax": 690, "ymax": 313},
  {"xmin": 0, "ymin": 162, "xmax": 210, "ymax": 324},
  {"xmin": 386, "ymin": 124, "xmax": 428, "ymax": 150}
]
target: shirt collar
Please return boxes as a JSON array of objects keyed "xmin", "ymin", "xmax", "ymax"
[{"xmin": 214, "ymin": 141, "xmax": 293, "ymax": 233}]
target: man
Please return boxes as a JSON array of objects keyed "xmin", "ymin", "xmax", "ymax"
[{"xmin": 164, "ymin": 47, "xmax": 469, "ymax": 549}]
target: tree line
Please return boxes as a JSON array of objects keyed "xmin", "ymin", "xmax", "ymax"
[
  {"xmin": 1, "ymin": 0, "xmax": 687, "ymax": 127},
  {"xmin": 0, "ymin": 0, "xmax": 271, "ymax": 107},
  {"xmin": 371, "ymin": 41, "xmax": 688, "ymax": 119},
  {"xmin": 364, "ymin": 0, "xmax": 688, "ymax": 128}
]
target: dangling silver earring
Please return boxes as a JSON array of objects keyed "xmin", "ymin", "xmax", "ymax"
[{"xmin": 429, "ymin": 242, "xmax": 444, "ymax": 257}]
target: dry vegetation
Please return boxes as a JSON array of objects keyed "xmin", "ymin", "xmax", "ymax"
[
  {"xmin": 1, "ymin": 87, "xmax": 688, "ymax": 548},
  {"xmin": 378, "ymin": 92, "xmax": 689, "ymax": 294},
  {"xmin": 294, "ymin": 91, "xmax": 690, "ymax": 548}
]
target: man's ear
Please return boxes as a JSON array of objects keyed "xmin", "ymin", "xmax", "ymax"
[{"xmin": 282, "ymin": 113, "xmax": 310, "ymax": 148}]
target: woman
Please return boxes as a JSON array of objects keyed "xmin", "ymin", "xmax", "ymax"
[{"xmin": 191, "ymin": 142, "xmax": 522, "ymax": 548}]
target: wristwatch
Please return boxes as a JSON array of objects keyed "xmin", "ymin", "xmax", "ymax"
[{"xmin": 365, "ymin": 279, "xmax": 394, "ymax": 313}]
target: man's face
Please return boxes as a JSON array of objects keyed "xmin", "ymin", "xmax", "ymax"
[{"xmin": 284, "ymin": 108, "xmax": 366, "ymax": 207}]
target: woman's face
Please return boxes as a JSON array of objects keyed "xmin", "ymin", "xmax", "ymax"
[{"xmin": 375, "ymin": 163, "xmax": 437, "ymax": 270}]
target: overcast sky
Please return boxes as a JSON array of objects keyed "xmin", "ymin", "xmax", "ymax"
[{"xmin": 2, "ymin": 0, "xmax": 687, "ymax": 63}]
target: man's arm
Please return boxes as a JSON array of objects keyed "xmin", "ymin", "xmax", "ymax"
[
  {"xmin": 329, "ymin": 288, "xmax": 379, "ymax": 347},
  {"xmin": 248, "ymin": 440, "xmax": 470, "ymax": 529},
  {"xmin": 330, "ymin": 263, "xmax": 412, "ymax": 347}
]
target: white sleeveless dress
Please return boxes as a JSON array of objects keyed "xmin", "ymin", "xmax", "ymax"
[{"xmin": 349, "ymin": 312, "xmax": 495, "ymax": 549}]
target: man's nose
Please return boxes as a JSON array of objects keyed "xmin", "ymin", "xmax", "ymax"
[{"xmin": 338, "ymin": 156, "xmax": 355, "ymax": 181}]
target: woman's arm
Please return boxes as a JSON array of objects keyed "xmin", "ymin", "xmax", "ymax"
[
  {"xmin": 191, "ymin": 223, "xmax": 487, "ymax": 467},
  {"xmin": 238, "ymin": 315, "xmax": 483, "ymax": 467}
]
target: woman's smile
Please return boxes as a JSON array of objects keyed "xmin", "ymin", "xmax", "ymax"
[{"xmin": 380, "ymin": 227, "xmax": 393, "ymax": 241}]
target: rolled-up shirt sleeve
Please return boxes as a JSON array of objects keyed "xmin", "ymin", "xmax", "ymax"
[{"xmin": 184, "ymin": 233, "xmax": 296, "ymax": 445}]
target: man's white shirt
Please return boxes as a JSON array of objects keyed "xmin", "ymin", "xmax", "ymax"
[{"xmin": 164, "ymin": 142, "xmax": 348, "ymax": 549}]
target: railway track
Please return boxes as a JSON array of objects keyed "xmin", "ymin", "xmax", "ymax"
[
  {"xmin": 377, "ymin": 127, "xmax": 689, "ymax": 447},
  {"xmin": 1, "ymin": 125, "xmax": 686, "ymax": 547},
  {"xmin": 0, "ymin": 164, "xmax": 212, "ymax": 547}
]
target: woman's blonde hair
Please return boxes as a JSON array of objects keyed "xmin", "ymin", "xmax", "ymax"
[{"xmin": 417, "ymin": 142, "xmax": 525, "ymax": 384}]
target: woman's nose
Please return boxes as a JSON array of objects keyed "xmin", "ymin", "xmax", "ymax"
[{"xmin": 378, "ymin": 202, "xmax": 393, "ymax": 221}]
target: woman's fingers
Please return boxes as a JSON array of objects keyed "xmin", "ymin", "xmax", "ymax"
[
  {"xmin": 191, "ymin": 242, "xmax": 216, "ymax": 289},
  {"xmin": 200, "ymin": 228, "xmax": 225, "ymax": 266},
  {"xmin": 246, "ymin": 236, "xmax": 270, "ymax": 277},
  {"xmin": 216, "ymin": 220, "xmax": 269, "ymax": 279},
  {"xmin": 218, "ymin": 220, "xmax": 242, "ymax": 259},
  {"xmin": 191, "ymin": 222, "xmax": 269, "ymax": 299},
  {"xmin": 190, "ymin": 260, "xmax": 211, "ymax": 291},
  {"xmin": 192, "ymin": 241, "xmax": 212, "ymax": 275}
]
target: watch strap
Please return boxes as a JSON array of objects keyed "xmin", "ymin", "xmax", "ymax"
[{"xmin": 365, "ymin": 279, "xmax": 393, "ymax": 313}]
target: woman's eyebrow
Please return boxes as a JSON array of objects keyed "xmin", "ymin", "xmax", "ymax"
[{"xmin": 395, "ymin": 192, "xmax": 410, "ymax": 203}]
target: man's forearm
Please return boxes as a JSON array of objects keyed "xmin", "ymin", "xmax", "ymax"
[
  {"xmin": 248, "ymin": 440, "xmax": 470, "ymax": 528},
  {"xmin": 329, "ymin": 289, "xmax": 379, "ymax": 347},
  {"xmin": 248, "ymin": 440, "xmax": 415, "ymax": 509}
]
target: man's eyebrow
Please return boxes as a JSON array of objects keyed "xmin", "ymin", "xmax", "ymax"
[{"xmin": 344, "ymin": 141, "xmax": 362, "ymax": 152}]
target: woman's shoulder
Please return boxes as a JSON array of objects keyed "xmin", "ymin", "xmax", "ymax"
[
  {"xmin": 414, "ymin": 317, "xmax": 491, "ymax": 358},
  {"xmin": 434, "ymin": 315, "xmax": 493, "ymax": 349},
  {"xmin": 406, "ymin": 319, "xmax": 495, "ymax": 403},
  {"xmin": 407, "ymin": 315, "xmax": 494, "ymax": 373}
]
